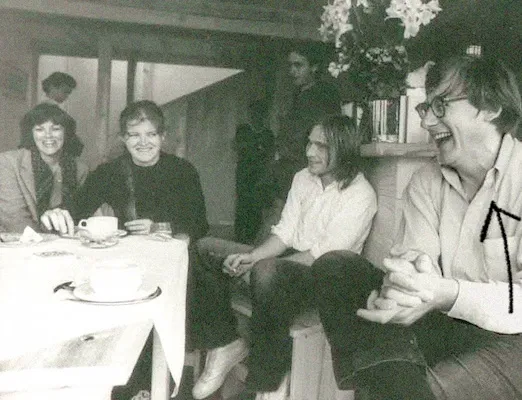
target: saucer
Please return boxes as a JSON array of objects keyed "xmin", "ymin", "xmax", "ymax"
[
  {"xmin": 81, "ymin": 237, "xmax": 119, "ymax": 248},
  {"xmin": 62, "ymin": 229, "xmax": 127, "ymax": 240},
  {"xmin": 71, "ymin": 282, "xmax": 161, "ymax": 304}
]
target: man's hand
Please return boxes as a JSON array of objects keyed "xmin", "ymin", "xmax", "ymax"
[
  {"xmin": 124, "ymin": 219, "xmax": 154, "ymax": 235},
  {"xmin": 379, "ymin": 254, "xmax": 437, "ymax": 305},
  {"xmin": 40, "ymin": 208, "xmax": 74, "ymax": 235},
  {"xmin": 357, "ymin": 253, "xmax": 445, "ymax": 325},
  {"xmin": 223, "ymin": 253, "xmax": 256, "ymax": 277},
  {"xmin": 357, "ymin": 290, "xmax": 434, "ymax": 325}
]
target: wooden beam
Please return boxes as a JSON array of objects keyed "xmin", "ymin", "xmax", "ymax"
[
  {"xmin": 29, "ymin": 48, "xmax": 40, "ymax": 108},
  {"xmin": 126, "ymin": 58, "xmax": 137, "ymax": 105},
  {"xmin": 0, "ymin": 0, "xmax": 320, "ymax": 40},
  {"xmin": 95, "ymin": 32, "xmax": 112, "ymax": 163}
]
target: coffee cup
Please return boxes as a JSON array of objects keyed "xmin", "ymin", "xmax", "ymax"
[
  {"xmin": 89, "ymin": 260, "xmax": 143, "ymax": 297},
  {"xmin": 78, "ymin": 216, "xmax": 118, "ymax": 242}
]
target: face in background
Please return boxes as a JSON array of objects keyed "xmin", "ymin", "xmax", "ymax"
[
  {"xmin": 32, "ymin": 120, "xmax": 65, "ymax": 161},
  {"xmin": 47, "ymin": 84, "xmax": 74, "ymax": 104},
  {"xmin": 421, "ymin": 81, "xmax": 499, "ymax": 169},
  {"xmin": 306, "ymin": 124, "xmax": 335, "ymax": 186},
  {"xmin": 288, "ymin": 51, "xmax": 317, "ymax": 89},
  {"xmin": 123, "ymin": 118, "xmax": 164, "ymax": 167}
]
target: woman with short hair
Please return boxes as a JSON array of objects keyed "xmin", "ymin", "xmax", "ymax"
[{"xmin": 41, "ymin": 100, "xmax": 208, "ymax": 243}]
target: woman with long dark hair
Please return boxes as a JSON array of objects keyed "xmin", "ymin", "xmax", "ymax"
[{"xmin": 0, "ymin": 103, "xmax": 88, "ymax": 232}]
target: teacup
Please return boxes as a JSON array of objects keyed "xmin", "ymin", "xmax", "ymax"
[
  {"xmin": 89, "ymin": 260, "xmax": 143, "ymax": 297},
  {"xmin": 78, "ymin": 216, "xmax": 118, "ymax": 242}
]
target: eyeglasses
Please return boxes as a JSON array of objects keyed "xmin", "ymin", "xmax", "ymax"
[{"xmin": 415, "ymin": 95, "xmax": 468, "ymax": 119}]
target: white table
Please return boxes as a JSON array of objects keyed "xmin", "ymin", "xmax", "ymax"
[{"xmin": 0, "ymin": 234, "xmax": 189, "ymax": 399}]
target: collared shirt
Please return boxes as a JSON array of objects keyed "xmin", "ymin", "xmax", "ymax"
[
  {"xmin": 392, "ymin": 134, "xmax": 522, "ymax": 334},
  {"xmin": 271, "ymin": 168, "xmax": 377, "ymax": 259}
]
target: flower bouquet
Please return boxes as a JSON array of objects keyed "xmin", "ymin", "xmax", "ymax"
[
  {"xmin": 320, "ymin": 0, "xmax": 441, "ymax": 142},
  {"xmin": 320, "ymin": 0, "xmax": 442, "ymax": 101}
]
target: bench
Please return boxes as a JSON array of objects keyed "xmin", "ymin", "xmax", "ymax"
[{"xmin": 228, "ymin": 292, "xmax": 354, "ymax": 400}]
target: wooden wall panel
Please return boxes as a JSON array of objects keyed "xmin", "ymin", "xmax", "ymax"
[
  {"xmin": 0, "ymin": 18, "xmax": 33, "ymax": 153},
  {"xmin": 162, "ymin": 72, "xmax": 250, "ymax": 227},
  {"xmin": 362, "ymin": 157, "xmax": 432, "ymax": 266}
]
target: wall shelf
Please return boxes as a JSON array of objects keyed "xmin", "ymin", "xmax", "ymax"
[{"xmin": 361, "ymin": 142, "xmax": 438, "ymax": 158}]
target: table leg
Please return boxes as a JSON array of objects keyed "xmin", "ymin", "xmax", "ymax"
[{"xmin": 151, "ymin": 328, "xmax": 170, "ymax": 400}]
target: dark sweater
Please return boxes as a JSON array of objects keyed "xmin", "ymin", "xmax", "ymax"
[
  {"xmin": 72, "ymin": 153, "xmax": 209, "ymax": 241},
  {"xmin": 278, "ymin": 80, "xmax": 341, "ymax": 165}
]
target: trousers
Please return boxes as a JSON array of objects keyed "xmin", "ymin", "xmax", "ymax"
[
  {"xmin": 187, "ymin": 238, "xmax": 251, "ymax": 350},
  {"xmin": 312, "ymin": 251, "xmax": 522, "ymax": 400},
  {"xmin": 189, "ymin": 237, "xmax": 314, "ymax": 392}
]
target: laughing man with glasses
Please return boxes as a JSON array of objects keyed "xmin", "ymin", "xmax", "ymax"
[
  {"xmin": 415, "ymin": 95, "xmax": 468, "ymax": 119},
  {"xmin": 311, "ymin": 55, "xmax": 522, "ymax": 399}
]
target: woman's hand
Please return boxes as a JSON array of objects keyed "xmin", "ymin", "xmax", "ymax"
[
  {"xmin": 124, "ymin": 219, "xmax": 154, "ymax": 235},
  {"xmin": 222, "ymin": 253, "xmax": 256, "ymax": 277},
  {"xmin": 40, "ymin": 208, "xmax": 74, "ymax": 235}
]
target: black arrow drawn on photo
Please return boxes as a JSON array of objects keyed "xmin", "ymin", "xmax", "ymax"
[{"xmin": 480, "ymin": 201, "xmax": 520, "ymax": 314}]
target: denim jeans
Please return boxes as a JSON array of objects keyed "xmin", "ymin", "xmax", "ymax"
[{"xmin": 312, "ymin": 251, "xmax": 522, "ymax": 400}]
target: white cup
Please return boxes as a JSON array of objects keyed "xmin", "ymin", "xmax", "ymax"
[
  {"xmin": 78, "ymin": 216, "xmax": 118, "ymax": 242},
  {"xmin": 89, "ymin": 260, "xmax": 143, "ymax": 297}
]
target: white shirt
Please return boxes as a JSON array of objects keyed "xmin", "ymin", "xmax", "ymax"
[
  {"xmin": 271, "ymin": 169, "xmax": 377, "ymax": 259},
  {"xmin": 392, "ymin": 134, "xmax": 522, "ymax": 334}
]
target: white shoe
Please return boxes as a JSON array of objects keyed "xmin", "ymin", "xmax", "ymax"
[
  {"xmin": 254, "ymin": 373, "xmax": 289, "ymax": 400},
  {"xmin": 192, "ymin": 338, "xmax": 249, "ymax": 399}
]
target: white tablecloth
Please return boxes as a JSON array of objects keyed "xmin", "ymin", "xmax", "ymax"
[{"xmin": 0, "ymin": 235, "xmax": 188, "ymax": 396}]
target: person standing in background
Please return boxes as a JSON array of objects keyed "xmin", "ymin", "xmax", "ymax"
[
  {"xmin": 41, "ymin": 72, "xmax": 77, "ymax": 108},
  {"xmin": 277, "ymin": 43, "xmax": 342, "ymax": 178},
  {"xmin": 257, "ymin": 43, "xmax": 342, "ymax": 243},
  {"xmin": 40, "ymin": 72, "xmax": 83, "ymax": 156},
  {"xmin": 233, "ymin": 99, "xmax": 275, "ymax": 244}
]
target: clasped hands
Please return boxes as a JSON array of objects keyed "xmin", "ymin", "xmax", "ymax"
[{"xmin": 357, "ymin": 253, "xmax": 443, "ymax": 326}]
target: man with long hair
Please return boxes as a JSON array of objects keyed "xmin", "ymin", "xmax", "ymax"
[
  {"xmin": 256, "ymin": 43, "xmax": 341, "ymax": 244},
  {"xmin": 191, "ymin": 115, "xmax": 377, "ymax": 400}
]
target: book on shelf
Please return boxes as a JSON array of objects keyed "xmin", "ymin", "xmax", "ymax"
[{"xmin": 398, "ymin": 95, "xmax": 407, "ymax": 143}]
